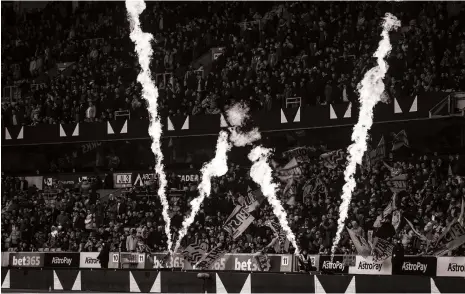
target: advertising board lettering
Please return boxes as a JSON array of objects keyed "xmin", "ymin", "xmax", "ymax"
[
  {"xmin": 44, "ymin": 253, "xmax": 79, "ymax": 268},
  {"xmin": 349, "ymin": 256, "xmax": 392, "ymax": 275},
  {"xmin": 113, "ymin": 173, "xmax": 132, "ymax": 188},
  {"xmin": 9, "ymin": 253, "xmax": 43, "ymax": 267},
  {"xmin": 79, "ymin": 252, "xmax": 101, "ymax": 268},
  {"xmin": 392, "ymin": 256, "xmax": 436, "ymax": 276},
  {"xmin": 319, "ymin": 255, "xmax": 348, "ymax": 274},
  {"xmin": 436, "ymin": 257, "xmax": 465, "ymax": 277}
]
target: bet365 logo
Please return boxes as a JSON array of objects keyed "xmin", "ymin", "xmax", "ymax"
[{"xmin": 11, "ymin": 255, "xmax": 41, "ymax": 266}]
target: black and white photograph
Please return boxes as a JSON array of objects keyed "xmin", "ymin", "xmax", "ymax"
[{"xmin": 1, "ymin": 1, "xmax": 464, "ymax": 293}]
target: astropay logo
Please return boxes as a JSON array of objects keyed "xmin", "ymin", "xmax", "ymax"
[
  {"xmin": 52, "ymin": 256, "xmax": 73, "ymax": 266},
  {"xmin": 322, "ymin": 260, "xmax": 345, "ymax": 271},
  {"xmin": 402, "ymin": 261, "xmax": 428, "ymax": 273},
  {"xmin": 358, "ymin": 261, "xmax": 383, "ymax": 272},
  {"xmin": 447, "ymin": 262, "xmax": 465, "ymax": 272},
  {"xmin": 84, "ymin": 257, "xmax": 100, "ymax": 265}
]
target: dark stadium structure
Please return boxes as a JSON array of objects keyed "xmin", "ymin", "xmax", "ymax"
[{"xmin": 1, "ymin": 1, "xmax": 465, "ymax": 293}]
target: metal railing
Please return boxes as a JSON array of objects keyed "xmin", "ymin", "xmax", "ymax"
[{"xmin": 286, "ymin": 97, "xmax": 302, "ymax": 108}]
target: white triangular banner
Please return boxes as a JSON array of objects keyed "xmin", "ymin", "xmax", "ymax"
[
  {"xmin": 345, "ymin": 276, "xmax": 356, "ymax": 294},
  {"xmin": 2, "ymin": 270, "xmax": 10, "ymax": 289},
  {"xmin": 430, "ymin": 278, "xmax": 441, "ymax": 294},
  {"xmin": 181, "ymin": 116, "xmax": 189, "ymax": 130},
  {"xmin": 129, "ymin": 271, "xmax": 141, "ymax": 292},
  {"xmin": 280, "ymin": 109, "xmax": 288, "ymax": 123},
  {"xmin": 220, "ymin": 114, "xmax": 228, "ymax": 128},
  {"xmin": 5, "ymin": 128, "xmax": 12, "ymax": 140},
  {"xmin": 344, "ymin": 103, "xmax": 352, "ymax": 118},
  {"xmin": 394, "ymin": 98, "xmax": 402, "ymax": 113},
  {"xmin": 60, "ymin": 125, "xmax": 66, "ymax": 137},
  {"xmin": 121, "ymin": 120, "xmax": 128, "ymax": 134},
  {"xmin": 107, "ymin": 121, "xmax": 115, "ymax": 134},
  {"xmin": 330, "ymin": 104, "xmax": 337, "ymax": 119},
  {"xmin": 167, "ymin": 117, "xmax": 175, "ymax": 131},
  {"xmin": 54, "ymin": 270, "xmax": 63, "ymax": 290},
  {"xmin": 239, "ymin": 274, "xmax": 251, "ymax": 294},
  {"xmin": 216, "ymin": 273, "xmax": 227, "ymax": 294},
  {"xmin": 17, "ymin": 126, "xmax": 23, "ymax": 139},
  {"xmin": 409, "ymin": 95, "xmax": 418, "ymax": 112},
  {"xmin": 71, "ymin": 271, "xmax": 81, "ymax": 291},
  {"xmin": 72, "ymin": 123, "xmax": 79, "ymax": 136},
  {"xmin": 314, "ymin": 276, "xmax": 326, "ymax": 294},
  {"xmin": 294, "ymin": 107, "xmax": 301, "ymax": 122},
  {"xmin": 150, "ymin": 272, "xmax": 161, "ymax": 293}
]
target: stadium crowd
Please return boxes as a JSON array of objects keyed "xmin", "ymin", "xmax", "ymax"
[
  {"xmin": 1, "ymin": 0, "xmax": 465, "ymax": 264},
  {"xmin": 2, "ymin": 146, "xmax": 464, "ymax": 256},
  {"xmin": 2, "ymin": 2, "xmax": 465, "ymax": 126}
]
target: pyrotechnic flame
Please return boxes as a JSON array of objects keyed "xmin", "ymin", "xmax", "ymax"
[
  {"xmin": 331, "ymin": 13, "xmax": 400, "ymax": 257},
  {"xmin": 173, "ymin": 131, "xmax": 232, "ymax": 253},
  {"xmin": 126, "ymin": 0, "xmax": 173, "ymax": 253}
]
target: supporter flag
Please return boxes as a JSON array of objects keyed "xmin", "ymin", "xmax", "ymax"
[
  {"xmin": 320, "ymin": 149, "xmax": 344, "ymax": 169},
  {"xmin": 432, "ymin": 218, "xmax": 465, "ymax": 256},
  {"xmin": 277, "ymin": 158, "xmax": 303, "ymax": 181},
  {"xmin": 369, "ymin": 136, "xmax": 386, "ymax": 166},
  {"xmin": 182, "ymin": 239, "xmax": 208, "ymax": 266},
  {"xmin": 265, "ymin": 220, "xmax": 290, "ymax": 253},
  {"xmin": 347, "ymin": 228, "xmax": 371, "ymax": 257},
  {"xmin": 392, "ymin": 210, "xmax": 402, "ymax": 231},
  {"xmin": 391, "ymin": 130, "xmax": 409, "ymax": 151},
  {"xmin": 244, "ymin": 189, "xmax": 265, "ymax": 213},
  {"xmin": 302, "ymin": 177, "xmax": 327, "ymax": 202},
  {"xmin": 282, "ymin": 146, "xmax": 319, "ymax": 163},
  {"xmin": 388, "ymin": 174, "xmax": 408, "ymax": 193},
  {"xmin": 382, "ymin": 192, "xmax": 398, "ymax": 218},
  {"xmin": 371, "ymin": 237, "xmax": 394, "ymax": 262},
  {"xmin": 253, "ymin": 251, "xmax": 271, "ymax": 271},
  {"xmin": 404, "ymin": 218, "xmax": 428, "ymax": 241},
  {"xmin": 458, "ymin": 198, "xmax": 464, "ymax": 227},
  {"xmin": 194, "ymin": 244, "xmax": 227, "ymax": 270},
  {"xmin": 223, "ymin": 205, "xmax": 255, "ymax": 239}
]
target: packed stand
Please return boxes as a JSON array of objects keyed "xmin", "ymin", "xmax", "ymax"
[
  {"xmin": 2, "ymin": 146, "xmax": 464, "ymax": 256},
  {"xmin": 2, "ymin": 2, "xmax": 465, "ymax": 126}
]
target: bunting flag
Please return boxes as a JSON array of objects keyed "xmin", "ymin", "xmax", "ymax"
[
  {"xmin": 194, "ymin": 245, "xmax": 227, "ymax": 270},
  {"xmin": 392, "ymin": 130, "xmax": 409, "ymax": 151},
  {"xmin": 320, "ymin": 149, "xmax": 345, "ymax": 169},
  {"xmin": 371, "ymin": 237, "xmax": 394, "ymax": 262},
  {"xmin": 347, "ymin": 228, "xmax": 371, "ymax": 257}
]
